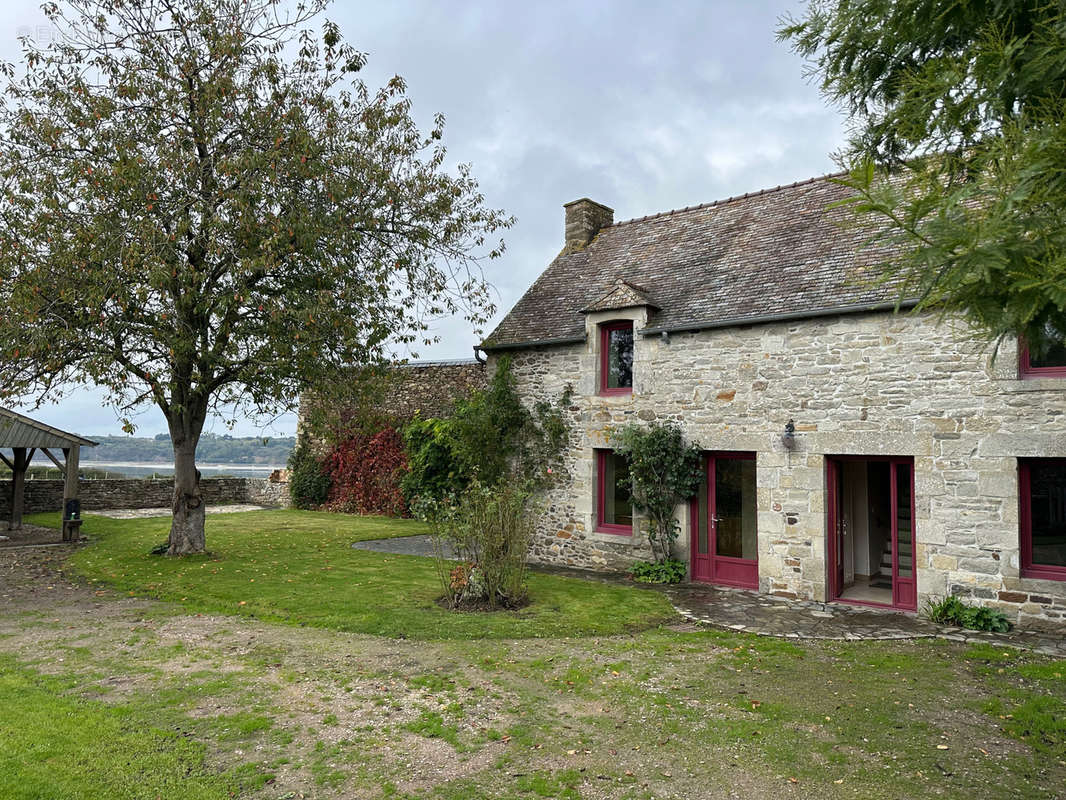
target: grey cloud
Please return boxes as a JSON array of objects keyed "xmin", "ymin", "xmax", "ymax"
[{"xmin": 5, "ymin": 0, "xmax": 844, "ymax": 436}]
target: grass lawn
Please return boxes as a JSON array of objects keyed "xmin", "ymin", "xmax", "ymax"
[
  {"xmin": 0, "ymin": 580, "xmax": 1063, "ymax": 800},
  {"xmin": 0, "ymin": 655, "xmax": 268, "ymax": 800},
  {"xmin": 0, "ymin": 527, "xmax": 1064, "ymax": 798},
  {"xmin": 33, "ymin": 509, "xmax": 676, "ymax": 639}
]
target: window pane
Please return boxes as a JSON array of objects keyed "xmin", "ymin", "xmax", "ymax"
[
  {"xmin": 696, "ymin": 456, "xmax": 708, "ymax": 554},
  {"xmin": 1028, "ymin": 322, "xmax": 1066, "ymax": 369},
  {"xmin": 1030, "ymin": 339, "xmax": 1066, "ymax": 369},
  {"xmin": 602, "ymin": 452, "xmax": 633, "ymax": 527},
  {"xmin": 895, "ymin": 462, "xmax": 913, "ymax": 578},
  {"xmin": 606, "ymin": 326, "xmax": 633, "ymax": 389},
  {"xmin": 1030, "ymin": 462, "xmax": 1066, "ymax": 568},
  {"xmin": 713, "ymin": 458, "xmax": 757, "ymax": 560}
]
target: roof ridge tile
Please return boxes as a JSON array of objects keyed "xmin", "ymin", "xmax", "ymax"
[{"xmin": 608, "ymin": 169, "xmax": 848, "ymax": 229}]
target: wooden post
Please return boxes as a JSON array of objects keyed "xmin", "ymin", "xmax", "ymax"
[
  {"xmin": 61, "ymin": 445, "xmax": 81, "ymax": 542},
  {"xmin": 9, "ymin": 447, "xmax": 27, "ymax": 531}
]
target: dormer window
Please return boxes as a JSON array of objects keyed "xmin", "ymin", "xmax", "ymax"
[
  {"xmin": 1021, "ymin": 325, "xmax": 1066, "ymax": 379},
  {"xmin": 600, "ymin": 321, "xmax": 633, "ymax": 395}
]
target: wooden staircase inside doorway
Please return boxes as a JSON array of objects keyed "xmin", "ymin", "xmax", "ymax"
[{"xmin": 872, "ymin": 536, "xmax": 911, "ymax": 588}]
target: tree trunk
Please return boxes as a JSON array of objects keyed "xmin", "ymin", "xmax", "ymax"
[{"xmin": 169, "ymin": 435, "xmax": 205, "ymax": 555}]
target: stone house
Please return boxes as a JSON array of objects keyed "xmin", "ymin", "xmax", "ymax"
[{"xmin": 478, "ymin": 174, "xmax": 1066, "ymax": 628}]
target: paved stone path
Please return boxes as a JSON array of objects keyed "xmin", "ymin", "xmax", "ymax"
[
  {"xmin": 664, "ymin": 582, "xmax": 1066, "ymax": 656},
  {"xmin": 354, "ymin": 535, "xmax": 1066, "ymax": 657}
]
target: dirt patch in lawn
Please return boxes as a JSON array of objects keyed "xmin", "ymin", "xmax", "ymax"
[{"xmin": 0, "ymin": 523, "xmax": 72, "ymax": 548}]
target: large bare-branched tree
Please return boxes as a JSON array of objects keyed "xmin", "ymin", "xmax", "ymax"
[{"xmin": 0, "ymin": 0, "xmax": 511, "ymax": 553}]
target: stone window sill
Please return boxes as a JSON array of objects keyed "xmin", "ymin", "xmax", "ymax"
[
  {"xmin": 1006, "ymin": 574, "xmax": 1066, "ymax": 597},
  {"xmin": 588, "ymin": 529, "xmax": 637, "ymax": 545},
  {"xmin": 995, "ymin": 377, "xmax": 1066, "ymax": 393},
  {"xmin": 589, "ymin": 392, "xmax": 635, "ymax": 403}
]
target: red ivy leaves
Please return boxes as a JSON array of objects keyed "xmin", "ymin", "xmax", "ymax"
[{"xmin": 324, "ymin": 427, "xmax": 408, "ymax": 517}]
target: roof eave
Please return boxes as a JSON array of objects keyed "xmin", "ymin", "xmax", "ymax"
[
  {"xmin": 0, "ymin": 407, "xmax": 98, "ymax": 448},
  {"xmin": 480, "ymin": 334, "xmax": 587, "ymax": 352},
  {"xmin": 580, "ymin": 301, "xmax": 661, "ymax": 314},
  {"xmin": 481, "ymin": 299, "xmax": 920, "ymax": 351},
  {"xmin": 640, "ymin": 299, "xmax": 920, "ymax": 336}
]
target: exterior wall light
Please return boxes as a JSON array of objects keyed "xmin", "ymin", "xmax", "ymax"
[{"xmin": 782, "ymin": 418, "xmax": 796, "ymax": 450}]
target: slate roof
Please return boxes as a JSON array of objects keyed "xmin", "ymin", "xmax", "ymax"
[{"xmin": 482, "ymin": 173, "xmax": 904, "ymax": 350}]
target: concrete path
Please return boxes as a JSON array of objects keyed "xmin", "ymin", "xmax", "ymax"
[
  {"xmin": 94, "ymin": 504, "xmax": 270, "ymax": 519},
  {"xmin": 351, "ymin": 534, "xmax": 456, "ymax": 559},
  {"xmin": 353, "ymin": 535, "xmax": 1066, "ymax": 656}
]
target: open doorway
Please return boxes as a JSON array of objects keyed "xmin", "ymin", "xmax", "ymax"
[{"xmin": 827, "ymin": 457, "xmax": 916, "ymax": 610}]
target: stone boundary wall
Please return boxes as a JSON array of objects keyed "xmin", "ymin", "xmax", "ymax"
[
  {"xmin": 0, "ymin": 476, "xmax": 289, "ymax": 516},
  {"xmin": 300, "ymin": 359, "xmax": 488, "ymax": 442},
  {"xmin": 382, "ymin": 360, "xmax": 487, "ymax": 422}
]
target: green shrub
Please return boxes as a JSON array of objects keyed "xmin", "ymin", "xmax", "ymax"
[
  {"xmin": 925, "ymin": 595, "xmax": 1012, "ymax": 633},
  {"xmin": 287, "ymin": 434, "xmax": 330, "ymax": 510},
  {"xmin": 402, "ymin": 416, "xmax": 465, "ymax": 503},
  {"xmin": 610, "ymin": 422, "xmax": 702, "ymax": 563},
  {"xmin": 402, "ymin": 356, "xmax": 573, "ymax": 503},
  {"xmin": 630, "ymin": 559, "xmax": 688, "ymax": 584},
  {"xmin": 416, "ymin": 481, "xmax": 535, "ymax": 609},
  {"xmin": 407, "ymin": 357, "xmax": 572, "ymax": 611}
]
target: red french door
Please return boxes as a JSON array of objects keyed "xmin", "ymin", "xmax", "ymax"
[
  {"xmin": 691, "ymin": 452, "xmax": 758, "ymax": 589},
  {"xmin": 829, "ymin": 459, "xmax": 845, "ymax": 596},
  {"xmin": 826, "ymin": 457, "xmax": 916, "ymax": 610}
]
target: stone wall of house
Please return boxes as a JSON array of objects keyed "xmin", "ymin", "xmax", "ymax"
[
  {"xmin": 490, "ymin": 309, "xmax": 1066, "ymax": 628},
  {"xmin": 0, "ymin": 475, "xmax": 290, "ymax": 516}
]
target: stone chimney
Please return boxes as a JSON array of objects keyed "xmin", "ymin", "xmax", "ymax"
[{"xmin": 563, "ymin": 198, "xmax": 614, "ymax": 253}]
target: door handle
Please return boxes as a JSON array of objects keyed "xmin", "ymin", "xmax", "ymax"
[{"xmin": 711, "ymin": 516, "xmax": 722, "ymax": 524}]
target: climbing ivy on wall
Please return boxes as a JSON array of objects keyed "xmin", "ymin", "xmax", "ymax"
[{"xmin": 324, "ymin": 427, "xmax": 409, "ymax": 516}]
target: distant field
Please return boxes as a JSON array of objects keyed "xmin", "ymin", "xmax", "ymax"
[
  {"xmin": 79, "ymin": 461, "xmax": 286, "ymax": 479},
  {"xmin": 84, "ymin": 432, "xmax": 296, "ymax": 466}
]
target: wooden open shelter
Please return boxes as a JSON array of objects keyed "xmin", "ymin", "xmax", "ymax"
[{"xmin": 0, "ymin": 407, "xmax": 97, "ymax": 541}]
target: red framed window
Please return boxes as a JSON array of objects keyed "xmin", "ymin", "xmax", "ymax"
[
  {"xmin": 1020, "ymin": 330, "xmax": 1066, "ymax": 379},
  {"xmin": 1020, "ymin": 458, "xmax": 1066, "ymax": 581},
  {"xmin": 596, "ymin": 449, "xmax": 633, "ymax": 534},
  {"xmin": 600, "ymin": 321, "xmax": 634, "ymax": 395}
]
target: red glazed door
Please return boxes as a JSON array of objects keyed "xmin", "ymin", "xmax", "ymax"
[
  {"xmin": 691, "ymin": 453, "xmax": 758, "ymax": 588},
  {"xmin": 827, "ymin": 458, "xmax": 845, "ymax": 597},
  {"xmin": 891, "ymin": 460, "xmax": 917, "ymax": 610}
]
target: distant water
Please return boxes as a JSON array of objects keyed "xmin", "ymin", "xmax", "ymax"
[{"xmin": 80, "ymin": 461, "xmax": 285, "ymax": 479}]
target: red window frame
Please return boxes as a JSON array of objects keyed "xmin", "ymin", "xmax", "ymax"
[
  {"xmin": 599, "ymin": 320, "xmax": 634, "ymax": 396},
  {"xmin": 1019, "ymin": 343, "xmax": 1066, "ymax": 379},
  {"xmin": 1020, "ymin": 458, "xmax": 1066, "ymax": 581},
  {"xmin": 596, "ymin": 449, "xmax": 632, "ymax": 535}
]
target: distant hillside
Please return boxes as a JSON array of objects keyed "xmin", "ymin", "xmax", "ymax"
[{"xmin": 84, "ymin": 433, "xmax": 296, "ymax": 465}]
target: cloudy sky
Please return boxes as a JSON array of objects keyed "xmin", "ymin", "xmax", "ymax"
[{"xmin": 4, "ymin": 0, "xmax": 846, "ymax": 439}]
